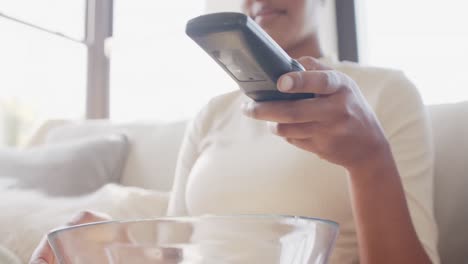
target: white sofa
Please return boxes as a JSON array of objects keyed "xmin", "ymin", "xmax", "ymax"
[
  {"xmin": 5, "ymin": 102, "xmax": 468, "ymax": 263},
  {"xmin": 429, "ymin": 102, "xmax": 468, "ymax": 263}
]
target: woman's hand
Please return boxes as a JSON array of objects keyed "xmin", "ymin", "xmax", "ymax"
[
  {"xmin": 29, "ymin": 211, "xmax": 111, "ymax": 264},
  {"xmin": 242, "ymin": 57, "xmax": 391, "ymax": 172}
]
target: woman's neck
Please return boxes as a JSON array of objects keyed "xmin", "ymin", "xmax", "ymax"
[{"xmin": 286, "ymin": 34, "xmax": 324, "ymax": 60}]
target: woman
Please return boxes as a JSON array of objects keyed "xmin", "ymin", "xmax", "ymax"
[{"xmin": 31, "ymin": 0, "xmax": 439, "ymax": 263}]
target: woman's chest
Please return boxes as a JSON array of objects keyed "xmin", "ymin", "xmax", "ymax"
[{"xmin": 185, "ymin": 128, "xmax": 353, "ymax": 221}]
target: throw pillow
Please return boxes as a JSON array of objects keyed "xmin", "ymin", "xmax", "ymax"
[{"xmin": 0, "ymin": 134, "xmax": 129, "ymax": 196}]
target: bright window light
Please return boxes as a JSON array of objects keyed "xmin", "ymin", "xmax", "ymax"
[
  {"xmin": 357, "ymin": 0, "xmax": 468, "ymax": 105},
  {"xmin": 0, "ymin": 17, "xmax": 86, "ymax": 146},
  {"xmin": 0, "ymin": 0, "xmax": 86, "ymax": 40},
  {"xmin": 110, "ymin": 0, "xmax": 236, "ymax": 122}
]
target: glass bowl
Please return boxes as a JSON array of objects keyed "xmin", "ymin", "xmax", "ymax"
[{"xmin": 48, "ymin": 215, "xmax": 339, "ymax": 264}]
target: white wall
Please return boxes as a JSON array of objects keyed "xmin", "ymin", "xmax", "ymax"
[{"xmin": 204, "ymin": 0, "xmax": 338, "ymax": 58}]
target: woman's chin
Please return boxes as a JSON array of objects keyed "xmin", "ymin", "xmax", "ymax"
[{"xmin": 255, "ymin": 13, "xmax": 282, "ymax": 27}]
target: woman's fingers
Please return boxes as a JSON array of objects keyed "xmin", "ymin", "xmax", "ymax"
[
  {"xmin": 242, "ymin": 97, "xmax": 335, "ymax": 123},
  {"xmin": 30, "ymin": 236, "xmax": 54, "ymax": 264},
  {"xmin": 65, "ymin": 211, "xmax": 111, "ymax": 226},
  {"xmin": 285, "ymin": 137, "xmax": 321, "ymax": 155},
  {"xmin": 296, "ymin": 56, "xmax": 332, "ymax": 71},
  {"xmin": 29, "ymin": 211, "xmax": 111, "ymax": 264},
  {"xmin": 278, "ymin": 70, "xmax": 344, "ymax": 95},
  {"xmin": 280, "ymin": 56, "xmax": 338, "ymax": 95},
  {"xmin": 268, "ymin": 122, "xmax": 322, "ymax": 140}
]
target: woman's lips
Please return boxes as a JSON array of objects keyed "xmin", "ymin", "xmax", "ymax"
[
  {"xmin": 254, "ymin": 8, "xmax": 286, "ymax": 26},
  {"xmin": 255, "ymin": 7, "xmax": 283, "ymax": 17}
]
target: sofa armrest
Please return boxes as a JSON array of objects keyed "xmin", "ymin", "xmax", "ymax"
[
  {"xmin": 429, "ymin": 101, "xmax": 468, "ymax": 264},
  {"xmin": 25, "ymin": 119, "xmax": 71, "ymax": 147}
]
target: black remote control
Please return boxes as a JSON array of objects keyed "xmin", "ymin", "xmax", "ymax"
[{"xmin": 186, "ymin": 12, "xmax": 315, "ymax": 101}]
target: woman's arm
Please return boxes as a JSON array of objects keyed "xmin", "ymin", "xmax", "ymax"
[
  {"xmin": 242, "ymin": 57, "xmax": 433, "ymax": 264},
  {"xmin": 347, "ymin": 147, "xmax": 432, "ymax": 264}
]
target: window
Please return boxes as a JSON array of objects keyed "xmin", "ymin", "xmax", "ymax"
[
  {"xmin": 109, "ymin": 0, "xmax": 235, "ymax": 122},
  {"xmin": 0, "ymin": 0, "xmax": 86, "ymax": 40},
  {"xmin": 0, "ymin": 1, "xmax": 87, "ymax": 146},
  {"xmin": 357, "ymin": 0, "xmax": 468, "ymax": 104}
]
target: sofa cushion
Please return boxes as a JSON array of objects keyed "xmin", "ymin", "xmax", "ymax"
[
  {"xmin": 0, "ymin": 246, "xmax": 21, "ymax": 264},
  {"xmin": 0, "ymin": 184, "xmax": 169, "ymax": 263},
  {"xmin": 45, "ymin": 120, "xmax": 187, "ymax": 192},
  {"xmin": 0, "ymin": 134, "xmax": 129, "ymax": 196},
  {"xmin": 429, "ymin": 102, "xmax": 468, "ymax": 264}
]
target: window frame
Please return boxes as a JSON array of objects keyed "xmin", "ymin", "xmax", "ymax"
[
  {"xmin": 0, "ymin": 0, "xmax": 113, "ymax": 119},
  {"xmin": 335, "ymin": 0, "xmax": 359, "ymax": 62},
  {"xmin": 85, "ymin": 0, "xmax": 113, "ymax": 119}
]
